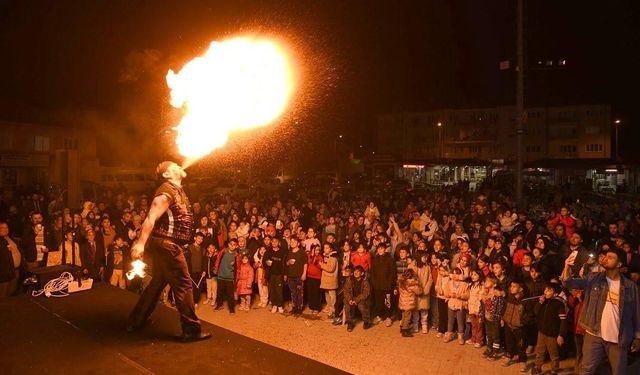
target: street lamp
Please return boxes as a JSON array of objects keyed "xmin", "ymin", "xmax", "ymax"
[{"xmin": 614, "ymin": 120, "xmax": 621, "ymax": 161}]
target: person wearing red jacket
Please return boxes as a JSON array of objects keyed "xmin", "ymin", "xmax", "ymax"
[
  {"xmin": 351, "ymin": 243, "xmax": 372, "ymax": 272},
  {"xmin": 306, "ymin": 244, "xmax": 324, "ymax": 314},
  {"xmin": 549, "ymin": 206, "xmax": 576, "ymax": 238},
  {"xmin": 236, "ymin": 254, "xmax": 254, "ymax": 312}
]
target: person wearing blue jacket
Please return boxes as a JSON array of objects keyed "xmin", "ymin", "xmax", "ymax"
[{"xmin": 562, "ymin": 247, "xmax": 640, "ymax": 375}]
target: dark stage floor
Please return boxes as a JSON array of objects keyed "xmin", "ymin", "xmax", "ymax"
[{"xmin": 0, "ymin": 283, "xmax": 348, "ymax": 375}]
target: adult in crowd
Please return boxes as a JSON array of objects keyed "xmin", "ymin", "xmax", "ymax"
[{"xmin": 563, "ymin": 247, "xmax": 640, "ymax": 375}]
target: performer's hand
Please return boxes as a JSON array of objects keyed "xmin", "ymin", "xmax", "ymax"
[
  {"xmin": 202, "ymin": 271, "xmax": 206, "ymax": 278},
  {"xmin": 557, "ymin": 336, "xmax": 564, "ymax": 346},
  {"xmin": 131, "ymin": 242, "xmax": 145, "ymax": 260},
  {"xmin": 631, "ymin": 338, "xmax": 640, "ymax": 352}
]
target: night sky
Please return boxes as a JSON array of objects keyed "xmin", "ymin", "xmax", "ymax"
[{"xmin": 0, "ymin": 1, "xmax": 638, "ymax": 167}]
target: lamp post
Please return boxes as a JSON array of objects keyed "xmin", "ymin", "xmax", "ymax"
[
  {"xmin": 515, "ymin": 0, "xmax": 525, "ymax": 207},
  {"xmin": 334, "ymin": 134, "xmax": 343, "ymax": 178},
  {"xmin": 437, "ymin": 122, "xmax": 443, "ymax": 160},
  {"xmin": 614, "ymin": 119, "xmax": 621, "ymax": 161}
]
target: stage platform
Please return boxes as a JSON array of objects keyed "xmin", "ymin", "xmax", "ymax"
[{"xmin": 0, "ymin": 283, "xmax": 347, "ymax": 375}]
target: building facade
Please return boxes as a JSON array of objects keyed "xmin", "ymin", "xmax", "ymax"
[
  {"xmin": 373, "ymin": 104, "xmax": 613, "ymax": 188},
  {"xmin": 377, "ymin": 104, "xmax": 611, "ymax": 162},
  {"xmin": 0, "ymin": 120, "xmax": 99, "ymax": 206}
]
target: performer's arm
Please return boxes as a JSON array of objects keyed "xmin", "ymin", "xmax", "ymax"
[{"xmin": 131, "ymin": 194, "xmax": 170, "ymax": 259}]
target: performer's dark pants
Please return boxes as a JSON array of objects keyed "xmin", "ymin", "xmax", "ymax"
[{"xmin": 128, "ymin": 238, "xmax": 200, "ymax": 334}]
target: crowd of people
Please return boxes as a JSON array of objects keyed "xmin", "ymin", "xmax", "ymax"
[{"xmin": 1, "ymin": 178, "xmax": 639, "ymax": 374}]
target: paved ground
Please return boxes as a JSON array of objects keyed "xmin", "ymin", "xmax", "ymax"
[{"xmin": 194, "ymin": 301, "xmax": 576, "ymax": 375}]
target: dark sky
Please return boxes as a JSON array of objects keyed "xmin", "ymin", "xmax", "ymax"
[{"xmin": 0, "ymin": 0, "xmax": 638, "ymax": 165}]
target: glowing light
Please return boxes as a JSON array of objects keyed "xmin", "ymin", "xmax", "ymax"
[
  {"xmin": 126, "ymin": 260, "xmax": 147, "ymax": 280},
  {"xmin": 166, "ymin": 37, "xmax": 295, "ymax": 167}
]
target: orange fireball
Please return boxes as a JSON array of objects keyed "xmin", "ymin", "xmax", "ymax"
[{"xmin": 166, "ymin": 37, "xmax": 295, "ymax": 166}]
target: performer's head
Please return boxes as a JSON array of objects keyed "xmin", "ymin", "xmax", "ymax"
[{"xmin": 156, "ymin": 161, "xmax": 187, "ymax": 182}]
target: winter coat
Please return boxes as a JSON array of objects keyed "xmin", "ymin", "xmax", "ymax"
[
  {"xmin": 502, "ymin": 295, "xmax": 526, "ymax": 328},
  {"xmin": 343, "ymin": 275, "xmax": 371, "ymax": 305},
  {"xmin": 435, "ymin": 274, "xmax": 450, "ymax": 300},
  {"xmin": 415, "ymin": 266, "xmax": 433, "ymax": 310},
  {"xmin": 370, "ymin": 253, "xmax": 395, "ymax": 291},
  {"xmin": 214, "ymin": 249, "xmax": 241, "ymax": 282},
  {"xmin": 320, "ymin": 251, "xmax": 338, "ymax": 290},
  {"xmin": 444, "ymin": 279, "xmax": 470, "ymax": 311},
  {"xmin": 535, "ymin": 297, "xmax": 568, "ymax": 337},
  {"xmin": 549, "ymin": 213, "xmax": 576, "ymax": 238},
  {"xmin": 350, "ymin": 251, "xmax": 371, "ymax": 272},
  {"xmin": 236, "ymin": 263, "xmax": 254, "ymax": 295},
  {"xmin": 306, "ymin": 252, "xmax": 323, "ymax": 280},
  {"xmin": 468, "ymin": 282, "xmax": 483, "ymax": 315},
  {"xmin": 398, "ymin": 276, "xmax": 423, "ymax": 311}
]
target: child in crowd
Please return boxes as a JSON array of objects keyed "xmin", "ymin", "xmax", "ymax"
[
  {"xmin": 477, "ymin": 255, "xmax": 492, "ymax": 277},
  {"xmin": 397, "ymin": 268, "xmax": 423, "ymax": 337},
  {"xmin": 531, "ymin": 283, "xmax": 567, "ymax": 375},
  {"xmin": 395, "ymin": 246, "xmax": 414, "ymax": 276},
  {"xmin": 332, "ymin": 265, "xmax": 352, "ymax": 325},
  {"xmin": 306, "ymin": 244, "xmax": 324, "ymax": 315},
  {"xmin": 108, "ymin": 236, "xmax": 128, "ymax": 289},
  {"xmin": 351, "ymin": 243, "xmax": 372, "ymax": 272},
  {"xmin": 265, "ymin": 238, "xmax": 286, "ymax": 314},
  {"xmin": 434, "ymin": 263, "xmax": 451, "ymax": 337},
  {"xmin": 429, "ymin": 253, "xmax": 441, "ymax": 330},
  {"xmin": 481, "ymin": 276, "xmax": 505, "ymax": 360},
  {"xmin": 371, "ymin": 243, "xmax": 396, "ymax": 327},
  {"xmin": 236, "ymin": 254, "xmax": 254, "ymax": 311},
  {"xmin": 501, "ymin": 281, "xmax": 528, "ymax": 367},
  {"xmin": 253, "ymin": 246, "xmax": 269, "ymax": 308},
  {"xmin": 204, "ymin": 241, "xmax": 219, "ymax": 306},
  {"xmin": 343, "ymin": 265, "xmax": 372, "ymax": 332},
  {"xmin": 320, "ymin": 243, "xmax": 339, "ymax": 317},
  {"xmin": 467, "ymin": 269, "xmax": 485, "ymax": 348},
  {"xmin": 412, "ymin": 251, "xmax": 433, "ymax": 334},
  {"xmin": 444, "ymin": 268, "xmax": 470, "ymax": 344}
]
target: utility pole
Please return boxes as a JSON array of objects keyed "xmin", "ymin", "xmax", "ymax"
[{"xmin": 515, "ymin": 0, "xmax": 525, "ymax": 207}]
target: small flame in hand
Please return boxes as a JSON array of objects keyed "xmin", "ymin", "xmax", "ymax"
[{"xmin": 126, "ymin": 260, "xmax": 147, "ymax": 280}]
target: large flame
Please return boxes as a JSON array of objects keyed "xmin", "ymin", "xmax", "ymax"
[{"xmin": 166, "ymin": 37, "xmax": 295, "ymax": 166}]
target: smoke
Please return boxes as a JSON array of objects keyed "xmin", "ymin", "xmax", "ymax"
[{"xmin": 118, "ymin": 49, "xmax": 163, "ymax": 83}]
